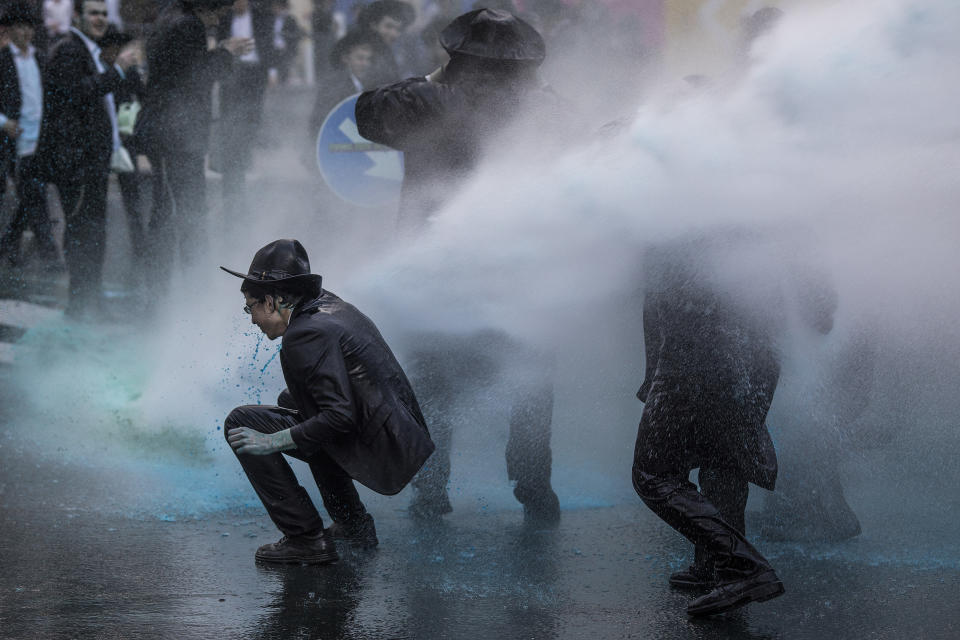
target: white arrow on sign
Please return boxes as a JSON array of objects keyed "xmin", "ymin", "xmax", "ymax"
[{"xmin": 338, "ymin": 118, "xmax": 404, "ymax": 182}]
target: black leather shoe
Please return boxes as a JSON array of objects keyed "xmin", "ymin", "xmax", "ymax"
[
  {"xmin": 686, "ymin": 569, "xmax": 785, "ymax": 617},
  {"xmin": 326, "ymin": 513, "xmax": 379, "ymax": 549},
  {"xmin": 254, "ymin": 533, "xmax": 339, "ymax": 565},
  {"xmin": 521, "ymin": 489, "xmax": 561, "ymax": 526},
  {"xmin": 669, "ymin": 565, "xmax": 715, "ymax": 590}
]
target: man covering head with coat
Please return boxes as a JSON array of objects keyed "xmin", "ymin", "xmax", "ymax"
[
  {"xmin": 221, "ymin": 239, "xmax": 434, "ymax": 564},
  {"xmin": 354, "ymin": 9, "xmax": 569, "ymax": 524}
]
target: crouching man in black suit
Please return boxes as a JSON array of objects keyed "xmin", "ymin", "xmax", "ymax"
[{"xmin": 221, "ymin": 239, "xmax": 435, "ymax": 564}]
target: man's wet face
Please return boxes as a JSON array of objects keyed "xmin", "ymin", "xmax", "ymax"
[
  {"xmin": 343, "ymin": 44, "xmax": 373, "ymax": 79},
  {"xmin": 245, "ymin": 294, "xmax": 284, "ymax": 340},
  {"xmin": 79, "ymin": 0, "xmax": 109, "ymax": 40},
  {"xmin": 372, "ymin": 15, "xmax": 403, "ymax": 45}
]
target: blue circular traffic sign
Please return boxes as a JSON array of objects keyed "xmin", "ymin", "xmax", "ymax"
[{"xmin": 316, "ymin": 93, "xmax": 405, "ymax": 207}]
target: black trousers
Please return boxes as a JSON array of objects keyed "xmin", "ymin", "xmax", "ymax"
[
  {"xmin": 56, "ymin": 156, "xmax": 111, "ymax": 312},
  {"xmin": 406, "ymin": 330, "xmax": 555, "ymax": 506},
  {"xmin": 0, "ymin": 154, "xmax": 56, "ymax": 258},
  {"xmin": 147, "ymin": 148, "xmax": 206, "ymax": 272},
  {"xmin": 217, "ymin": 63, "xmax": 267, "ymax": 216},
  {"xmin": 224, "ymin": 403, "xmax": 368, "ymax": 537},
  {"xmin": 632, "ymin": 382, "xmax": 770, "ymax": 581}
]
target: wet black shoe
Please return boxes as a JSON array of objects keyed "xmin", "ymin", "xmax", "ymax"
[
  {"xmin": 326, "ymin": 514, "xmax": 379, "ymax": 549},
  {"xmin": 254, "ymin": 533, "xmax": 339, "ymax": 565},
  {"xmin": 521, "ymin": 489, "xmax": 561, "ymax": 527},
  {"xmin": 686, "ymin": 569, "xmax": 785, "ymax": 617},
  {"xmin": 669, "ymin": 565, "xmax": 715, "ymax": 590}
]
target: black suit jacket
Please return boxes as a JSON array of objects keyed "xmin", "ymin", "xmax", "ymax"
[
  {"xmin": 36, "ymin": 30, "xmax": 121, "ymax": 183},
  {"xmin": 142, "ymin": 2, "xmax": 232, "ymax": 156},
  {"xmin": 0, "ymin": 45, "xmax": 45, "ymax": 168},
  {"xmin": 280, "ymin": 290, "xmax": 434, "ymax": 495}
]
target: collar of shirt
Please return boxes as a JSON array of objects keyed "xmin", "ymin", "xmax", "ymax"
[
  {"xmin": 9, "ymin": 42, "xmax": 36, "ymax": 60},
  {"xmin": 70, "ymin": 26, "xmax": 103, "ymax": 67}
]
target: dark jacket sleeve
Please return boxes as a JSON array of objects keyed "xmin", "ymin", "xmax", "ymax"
[
  {"xmin": 284, "ymin": 326, "xmax": 358, "ymax": 456},
  {"xmin": 355, "ymin": 77, "xmax": 448, "ymax": 149},
  {"xmin": 46, "ymin": 38, "xmax": 122, "ymax": 104}
]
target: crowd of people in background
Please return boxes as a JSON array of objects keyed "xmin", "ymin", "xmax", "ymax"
[{"xmin": 0, "ymin": 0, "xmax": 648, "ymax": 319}]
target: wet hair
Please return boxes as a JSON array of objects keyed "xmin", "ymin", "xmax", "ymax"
[
  {"xmin": 240, "ymin": 279, "xmax": 318, "ymax": 310},
  {"xmin": 74, "ymin": 0, "xmax": 113, "ymax": 15}
]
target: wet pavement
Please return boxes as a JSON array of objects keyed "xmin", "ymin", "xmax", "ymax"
[{"xmin": 2, "ymin": 439, "xmax": 959, "ymax": 640}]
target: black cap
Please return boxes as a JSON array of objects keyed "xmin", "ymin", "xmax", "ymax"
[{"xmin": 439, "ymin": 8, "xmax": 545, "ymax": 63}]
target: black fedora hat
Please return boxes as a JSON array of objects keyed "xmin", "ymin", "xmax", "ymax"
[
  {"xmin": 221, "ymin": 239, "xmax": 322, "ymax": 292},
  {"xmin": 0, "ymin": 1, "xmax": 42, "ymax": 27},
  {"xmin": 439, "ymin": 8, "xmax": 545, "ymax": 64}
]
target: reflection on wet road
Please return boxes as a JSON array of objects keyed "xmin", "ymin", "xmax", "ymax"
[{"xmin": 2, "ymin": 444, "xmax": 958, "ymax": 640}]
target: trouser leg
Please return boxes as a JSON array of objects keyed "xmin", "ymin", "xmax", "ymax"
[
  {"xmin": 633, "ymin": 398, "xmax": 772, "ymax": 581},
  {"xmin": 408, "ymin": 348, "xmax": 454, "ymax": 504},
  {"xmin": 60, "ymin": 165, "xmax": 108, "ymax": 312},
  {"xmin": 16, "ymin": 155, "xmax": 55, "ymax": 255},
  {"xmin": 633, "ymin": 467, "xmax": 770, "ymax": 581},
  {"xmin": 167, "ymin": 151, "xmax": 207, "ymax": 268},
  {"xmin": 1, "ymin": 155, "xmax": 51, "ymax": 258},
  {"xmin": 506, "ymin": 377, "xmax": 556, "ymax": 506},
  {"xmin": 694, "ymin": 466, "xmax": 749, "ymax": 570},
  {"xmin": 117, "ymin": 169, "xmax": 144, "ymax": 258},
  {"xmin": 307, "ymin": 451, "xmax": 368, "ymax": 525},
  {"xmin": 225, "ymin": 405, "xmax": 325, "ymax": 537}
]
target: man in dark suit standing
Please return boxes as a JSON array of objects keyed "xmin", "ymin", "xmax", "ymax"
[
  {"xmin": 221, "ymin": 239, "xmax": 434, "ymax": 564},
  {"xmin": 215, "ymin": 0, "xmax": 271, "ymax": 218},
  {"xmin": 35, "ymin": 0, "xmax": 137, "ymax": 316},
  {"xmin": 0, "ymin": 2, "xmax": 58, "ymax": 269},
  {"xmin": 139, "ymin": 0, "xmax": 249, "ymax": 283}
]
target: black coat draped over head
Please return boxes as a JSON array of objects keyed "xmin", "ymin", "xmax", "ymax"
[
  {"xmin": 356, "ymin": 74, "xmax": 573, "ymax": 230},
  {"xmin": 280, "ymin": 289, "xmax": 434, "ymax": 495},
  {"xmin": 637, "ymin": 232, "xmax": 787, "ymax": 490}
]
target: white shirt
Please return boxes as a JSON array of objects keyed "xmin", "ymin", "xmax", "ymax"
[
  {"xmin": 70, "ymin": 27, "xmax": 121, "ymax": 151},
  {"xmin": 0, "ymin": 43, "xmax": 43, "ymax": 157},
  {"xmin": 273, "ymin": 16, "xmax": 285, "ymax": 50},
  {"xmin": 231, "ymin": 11, "xmax": 260, "ymax": 64}
]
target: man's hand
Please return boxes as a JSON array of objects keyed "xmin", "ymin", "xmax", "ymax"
[
  {"xmin": 1, "ymin": 119, "xmax": 21, "ymax": 139},
  {"xmin": 227, "ymin": 427, "xmax": 295, "ymax": 455},
  {"xmin": 220, "ymin": 37, "xmax": 255, "ymax": 57},
  {"xmin": 115, "ymin": 44, "xmax": 140, "ymax": 72}
]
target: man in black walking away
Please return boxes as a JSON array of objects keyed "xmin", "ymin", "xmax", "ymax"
[
  {"xmin": 221, "ymin": 239, "xmax": 434, "ymax": 564},
  {"xmin": 631, "ymin": 229, "xmax": 838, "ymax": 616}
]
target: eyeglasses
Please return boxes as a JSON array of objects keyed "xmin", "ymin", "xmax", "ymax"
[
  {"xmin": 85, "ymin": 10, "xmax": 108, "ymax": 17},
  {"xmin": 243, "ymin": 300, "xmax": 264, "ymax": 314}
]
